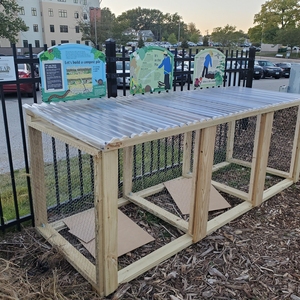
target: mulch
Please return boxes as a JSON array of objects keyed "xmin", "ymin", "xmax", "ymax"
[{"xmin": 1, "ymin": 183, "xmax": 300, "ymax": 299}]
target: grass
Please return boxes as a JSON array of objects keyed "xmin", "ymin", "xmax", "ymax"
[{"xmin": 0, "ymin": 137, "xmax": 185, "ymax": 223}]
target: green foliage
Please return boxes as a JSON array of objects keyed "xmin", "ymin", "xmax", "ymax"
[
  {"xmin": 181, "ymin": 40, "xmax": 189, "ymax": 49},
  {"xmin": 138, "ymin": 37, "xmax": 145, "ymax": 48},
  {"xmin": 211, "ymin": 25, "xmax": 246, "ymax": 48},
  {"xmin": 203, "ymin": 36, "xmax": 209, "ymax": 46},
  {"xmin": 0, "ymin": 0, "xmax": 27, "ymax": 43},
  {"xmin": 275, "ymin": 27, "xmax": 300, "ymax": 48},
  {"xmin": 168, "ymin": 33, "xmax": 177, "ymax": 45},
  {"xmin": 187, "ymin": 23, "xmax": 200, "ymax": 43},
  {"xmin": 254, "ymin": 0, "xmax": 300, "ymax": 29},
  {"xmin": 249, "ymin": 0, "xmax": 300, "ymax": 44}
]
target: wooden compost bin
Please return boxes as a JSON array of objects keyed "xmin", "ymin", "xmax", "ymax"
[{"xmin": 24, "ymin": 87, "xmax": 300, "ymax": 297}]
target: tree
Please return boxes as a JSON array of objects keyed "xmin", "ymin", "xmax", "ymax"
[
  {"xmin": 138, "ymin": 36, "xmax": 145, "ymax": 48},
  {"xmin": 211, "ymin": 25, "xmax": 246, "ymax": 48},
  {"xmin": 78, "ymin": 7, "xmax": 116, "ymax": 47},
  {"xmin": 187, "ymin": 22, "xmax": 200, "ymax": 42},
  {"xmin": 0, "ymin": 0, "xmax": 27, "ymax": 43},
  {"xmin": 254, "ymin": 0, "xmax": 300, "ymax": 29},
  {"xmin": 181, "ymin": 40, "xmax": 189, "ymax": 49},
  {"xmin": 168, "ymin": 33, "xmax": 177, "ymax": 45},
  {"xmin": 249, "ymin": 0, "xmax": 300, "ymax": 44},
  {"xmin": 275, "ymin": 27, "xmax": 300, "ymax": 49},
  {"xmin": 203, "ymin": 35, "xmax": 209, "ymax": 46}
]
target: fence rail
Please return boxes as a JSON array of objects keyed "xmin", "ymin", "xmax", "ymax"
[{"xmin": 0, "ymin": 41, "xmax": 255, "ymax": 233}]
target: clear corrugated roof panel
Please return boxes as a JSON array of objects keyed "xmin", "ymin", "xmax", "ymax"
[{"xmin": 23, "ymin": 87, "xmax": 300, "ymax": 149}]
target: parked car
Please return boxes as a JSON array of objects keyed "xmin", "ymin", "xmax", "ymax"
[
  {"xmin": 116, "ymin": 61, "xmax": 130, "ymax": 88},
  {"xmin": 253, "ymin": 61, "xmax": 264, "ymax": 79},
  {"xmin": 227, "ymin": 59, "xmax": 263, "ymax": 80},
  {"xmin": 274, "ymin": 62, "xmax": 291, "ymax": 78},
  {"xmin": 187, "ymin": 41, "xmax": 197, "ymax": 47},
  {"xmin": 2, "ymin": 63, "xmax": 39, "ymax": 97},
  {"xmin": 174, "ymin": 63, "xmax": 188, "ymax": 86},
  {"xmin": 256, "ymin": 60, "xmax": 282, "ymax": 79}
]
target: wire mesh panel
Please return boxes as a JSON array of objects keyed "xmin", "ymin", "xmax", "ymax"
[
  {"xmin": 129, "ymin": 135, "xmax": 184, "ymax": 193},
  {"xmin": 268, "ymin": 106, "xmax": 298, "ymax": 172},
  {"xmin": 45, "ymin": 137, "xmax": 94, "ymax": 223}
]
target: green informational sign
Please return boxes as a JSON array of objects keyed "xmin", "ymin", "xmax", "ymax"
[
  {"xmin": 193, "ymin": 49, "xmax": 225, "ymax": 89},
  {"xmin": 39, "ymin": 44, "xmax": 106, "ymax": 102},
  {"xmin": 130, "ymin": 46, "xmax": 174, "ymax": 94}
]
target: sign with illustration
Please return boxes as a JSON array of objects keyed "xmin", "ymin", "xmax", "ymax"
[
  {"xmin": 0, "ymin": 56, "xmax": 16, "ymax": 82},
  {"xmin": 193, "ymin": 49, "xmax": 225, "ymax": 89},
  {"xmin": 39, "ymin": 44, "xmax": 106, "ymax": 102},
  {"xmin": 130, "ymin": 46, "xmax": 174, "ymax": 94}
]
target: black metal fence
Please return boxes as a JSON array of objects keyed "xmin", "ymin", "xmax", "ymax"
[{"xmin": 0, "ymin": 41, "xmax": 255, "ymax": 233}]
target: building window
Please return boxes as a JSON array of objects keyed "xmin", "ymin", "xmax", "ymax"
[
  {"xmin": 83, "ymin": 13, "xmax": 87, "ymax": 20},
  {"xmin": 74, "ymin": 11, "xmax": 79, "ymax": 19},
  {"xmin": 48, "ymin": 8, "xmax": 53, "ymax": 17},
  {"xmin": 35, "ymin": 40, "xmax": 40, "ymax": 48},
  {"xmin": 83, "ymin": 0, "xmax": 87, "ymax": 4},
  {"xmin": 33, "ymin": 24, "xmax": 38, "ymax": 32},
  {"xmin": 75, "ymin": 26, "xmax": 80, "ymax": 33},
  {"xmin": 61, "ymin": 40, "xmax": 69, "ymax": 44},
  {"xmin": 58, "ymin": 0, "xmax": 66, "ymax": 2},
  {"xmin": 51, "ymin": 40, "xmax": 56, "ymax": 46},
  {"xmin": 58, "ymin": 9, "xmax": 67, "ymax": 18},
  {"xmin": 50, "ymin": 25, "xmax": 55, "ymax": 32},
  {"xmin": 31, "ymin": 8, "xmax": 37, "ymax": 16},
  {"xmin": 23, "ymin": 40, "xmax": 29, "ymax": 48},
  {"xmin": 76, "ymin": 40, "xmax": 80, "ymax": 44},
  {"xmin": 19, "ymin": 7, "xmax": 25, "ymax": 15},
  {"xmin": 60, "ymin": 25, "xmax": 68, "ymax": 33},
  {"xmin": 74, "ymin": 0, "xmax": 78, "ymax": 2},
  {"xmin": 85, "ymin": 41, "xmax": 89, "ymax": 46}
]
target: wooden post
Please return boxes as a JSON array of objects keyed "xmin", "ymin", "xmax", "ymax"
[
  {"xmin": 182, "ymin": 131, "xmax": 193, "ymax": 176},
  {"xmin": 123, "ymin": 146, "xmax": 133, "ymax": 196},
  {"xmin": 226, "ymin": 121, "xmax": 235, "ymax": 161},
  {"xmin": 28, "ymin": 124, "xmax": 47, "ymax": 226},
  {"xmin": 94, "ymin": 150, "xmax": 119, "ymax": 296},
  {"xmin": 188, "ymin": 126, "xmax": 217, "ymax": 242},
  {"xmin": 290, "ymin": 105, "xmax": 300, "ymax": 182},
  {"xmin": 248, "ymin": 112, "xmax": 274, "ymax": 207}
]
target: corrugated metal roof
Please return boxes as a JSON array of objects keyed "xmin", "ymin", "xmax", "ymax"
[{"xmin": 23, "ymin": 87, "xmax": 300, "ymax": 149}]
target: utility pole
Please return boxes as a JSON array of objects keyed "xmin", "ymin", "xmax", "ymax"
[{"xmin": 90, "ymin": 0, "xmax": 102, "ymax": 47}]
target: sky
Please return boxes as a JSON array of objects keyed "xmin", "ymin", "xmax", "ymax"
[{"xmin": 101, "ymin": 0, "xmax": 266, "ymax": 34}]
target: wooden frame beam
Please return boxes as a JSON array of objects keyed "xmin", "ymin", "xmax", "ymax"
[
  {"xmin": 249, "ymin": 112, "xmax": 274, "ymax": 207},
  {"xmin": 94, "ymin": 150, "xmax": 119, "ymax": 295},
  {"xmin": 28, "ymin": 125, "xmax": 47, "ymax": 226},
  {"xmin": 189, "ymin": 127, "xmax": 217, "ymax": 242}
]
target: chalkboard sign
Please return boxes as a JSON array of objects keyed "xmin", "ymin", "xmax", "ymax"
[{"xmin": 44, "ymin": 62, "xmax": 63, "ymax": 90}]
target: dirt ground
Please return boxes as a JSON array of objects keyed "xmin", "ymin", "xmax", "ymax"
[{"xmin": 1, "ymin": 183, "xmax": 300, "ymax": 300}]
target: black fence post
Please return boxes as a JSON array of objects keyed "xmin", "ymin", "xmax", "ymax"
[
  {"xmin": 105, "ymin": 38, "xmax": 117, "ymax": 98},
  {"xmin": 246, "ymin": 47, "xmax": 256, "ymax": 88}
]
